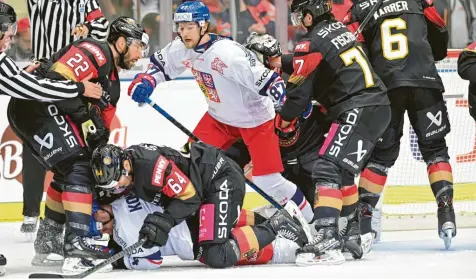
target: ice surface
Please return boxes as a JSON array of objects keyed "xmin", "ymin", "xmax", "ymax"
[{"xmin": 1, "ymin": 222, "xmax": 475, "ymax": 279}]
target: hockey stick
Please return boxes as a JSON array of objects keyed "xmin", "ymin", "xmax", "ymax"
[
  {"xmin": 352, "ymin": 0, "xmax": 385, "ymax": 37},
  {"xmin": 145, "ymin": 97, "xmax": 283, "ymax": 209},
  {"xmin": 28, "ymin": 238, "xmax": 147, "ymax": 278}
]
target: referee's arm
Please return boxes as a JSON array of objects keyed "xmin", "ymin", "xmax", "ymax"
[
  {"xmin": 0, "ymin": 53, "xmax": 86, "ymax": 101},
  {"xmin": 84, "ymin": 0, "xmax": 109, "ymax": 41}
]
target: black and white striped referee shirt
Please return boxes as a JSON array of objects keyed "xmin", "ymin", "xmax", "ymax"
[
  {"xmin": 0, "ymin": 52, "xmax": 84, "ymax": 101},
  {"xmin": 28, "ymin": 0, "xmax": 109, "ymax": 59}
]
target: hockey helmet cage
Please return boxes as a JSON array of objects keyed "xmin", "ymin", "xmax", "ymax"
[{"xmin": 290, "ymin": 0, "xmax": 332, "ymax": 27}]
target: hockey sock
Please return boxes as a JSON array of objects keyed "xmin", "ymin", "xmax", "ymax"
[
  {"xmin": 340, "ymin": 184, "xmax": 359, "ymax": 217},
  {"xmin": 45, "ymin": 181, "xmax": 66, "ymax": 224},
  {"xmin": 358, "ymin": 165, "xmax": 388, "ymax": 208},
  {"xmin": 236, "ymin": 209, "xmax": 267, "ymax": 227},
  {"xmin": 314, "ymin": 185, "xmax": 343, "ymax": 220},
  {"xmin": 232, "ymin": 225, "xmax": 276, "ymax": 264},
  {"xmin": 427, "ymin": 161, "xmax": 454, "ymax": 204},
  {"xmin": 290, "ymin": 188, "xmax": 314, "ymax": 223},
  {"xmin": 62, "ymin": 185, "xmax": 93, "ymax": 237}
]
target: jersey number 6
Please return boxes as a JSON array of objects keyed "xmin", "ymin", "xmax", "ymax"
[{"xmin": 381, "ymin": 18, "xmax": 408, "ymax": 60}]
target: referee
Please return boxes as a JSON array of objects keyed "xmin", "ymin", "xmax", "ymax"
[
  {"xmin": 0, "ymin": 2, "xmax": 102, "ymax": 275},
  {"xmin": 20, "ymin": 0, "xmax": 110, "ymax": 238}
]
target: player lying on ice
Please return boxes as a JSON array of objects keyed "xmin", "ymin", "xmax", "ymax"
[
  {"xmin": 88, "ymin": 142, "xmax": 310, "ymax": 271},
  {"xmin": 89, "ymin": 190, "xmax": 306, "ymax": 270}
]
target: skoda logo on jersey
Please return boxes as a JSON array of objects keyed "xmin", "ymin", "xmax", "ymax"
[{"xmin": 34, "ymin": 133, "xmax": 54, "ymax": 151}]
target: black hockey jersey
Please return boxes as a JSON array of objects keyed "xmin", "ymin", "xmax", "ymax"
[
  {"xmin": 343, "ymin": 0, "xmax": 448, "ymax": 91},
  {"xmin": 126, "ymin": 142, "xmax": 228, "ymax": 225},
  {"xmin": 280, "ymin": 19, "xmax": 389, "ymax": 121},
  {"xmin": 457, "ymin": 42, "xmax": 476, "ymax": 121}
]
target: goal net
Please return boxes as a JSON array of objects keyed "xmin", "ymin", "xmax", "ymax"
[{"xmin": 377, "ymin": 50, "xmax": 476, "ymax": 232}]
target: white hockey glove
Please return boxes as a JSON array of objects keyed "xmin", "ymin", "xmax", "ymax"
[{"xmin": 244, "ymin": 32, "xmax": 282, "ymax": 68}]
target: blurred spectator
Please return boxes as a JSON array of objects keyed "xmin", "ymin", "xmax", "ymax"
[
  {"xmin": 331, "ymin": 0, "xmax": 354, "ymax": 21},
  {"xmin": 133, "ymin": 0, "xmax": 160, "ymax": 21},
  {"xmin": 236, "ymin": 0, "xmax": 276, "ymax": 44},
  {"xmin": 447, "ymin": 0, "xmax": 476, "ymax": 48},
  {"xmin": 6, "ymin": 18, "xmax": 32, "ymax": 61},
  {"xmin": 142, "ymin": 12, "xmax": 161, "ymax": 55},
  {"xmin": 99, "ymin": 0, "xmax": 133, "ymax": 20}
]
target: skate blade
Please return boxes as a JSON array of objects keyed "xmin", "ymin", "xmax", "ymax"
[
  {"xmin": 295, "ymin": 250, "xmax": 345, "ymax": 266},
  {"xmin": 62, "ymin": 258, "xmax": 113, "ymax": 274},
  {"xmin": 284, "ymin": 201, "xmax": 313, "ymax": 244},
  {"xmin": 441, "ymin": 228, "xmax": 454, "ymax": 250},
  {"xmin": 360, "ymin": 232, "xmax": 374, "ymax": 255},
  {"xmin": 0, "ymin": 266, "xmax": 5, "ymax": 277},
  {"xmin": 31, "ymin": 253, "xmax": 64, "ymax": 266}
]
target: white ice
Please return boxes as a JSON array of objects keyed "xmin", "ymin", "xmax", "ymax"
[{"xmin": 1, "ymin": 223, "xmax": 475, "ymax": 279}]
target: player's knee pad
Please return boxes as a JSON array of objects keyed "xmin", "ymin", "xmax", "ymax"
[
  {"xmin": 412, "ymin": 100, "xmax": 451, "ymax": 143},
  {"xmin": 199, "ymin": 240, "xmax": 240, "ymax": 268},
  {"xmin": 311, "ymin": 157, "xmax": 343, "ymax": 186},
  {"xmin": 418, "ymin": 139, "xmax": 450, "ymax": 164},
  {"xmin": 341, "ymin": 170, "xmax": 355, "ymax": 186}
]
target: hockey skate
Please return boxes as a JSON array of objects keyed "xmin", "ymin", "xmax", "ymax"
[
  {"xmin": 339, "ymin": 210, "xmax": 363, "ymax": 260},
  {"xmin": 266, "ymin": 206, "xmax": 310, "ymax": 248},
  {"xmin": 31, "ymin": 218, "xmax": 65, "ymax": 266},
  {"xmin": 20, "ymin": 216, "xmax": 38, "ymax": 242},
  {"xmin": 0, "ymin": 254, "xmax": 6, "ymax": 277},
  {"xmin": 436, "ymin": 192, "xmax": 456, "ymax": 249},
  {"xmin": 359, "ymin": 202, "xmax": 375, "ymax": 255},
  {"xmin": 62, "ymin": 229, "xmax": 113, "ymax": 274},
  {"xmin": 295, "ymin": 218, "xmax": 345, "ymax": 266}
]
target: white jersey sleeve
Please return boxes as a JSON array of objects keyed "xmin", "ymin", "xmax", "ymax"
[
  {"xmin": 223, "ymin": 43, "xmax": 285, "ymax": 107},
  {"xmin": 111, "ymin": 191, "xmax": 194, "ymax": 270},
  {"xmin": 147, "ymin": 37, "xmax": 197, "ymax": 82}
]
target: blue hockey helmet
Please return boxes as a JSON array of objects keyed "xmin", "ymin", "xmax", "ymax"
[{"xmin": 173, "ymin": 1, "xmax": 210, "ymax": 32}]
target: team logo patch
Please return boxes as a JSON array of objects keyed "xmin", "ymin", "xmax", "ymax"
[
  {"xmin": 295, "ymin": 41, "xmax": 310, "ymax": 52},
  {"xmin": 103, "ymin": 156, "xmax": 112, "ymax": 165},
  {"xmin": 192, "ymin": 69, "xmax": 221, "ymax": 103},
  {"xmin": 211, "ymin": 57, "xmax": 228, "ymax": 75}
]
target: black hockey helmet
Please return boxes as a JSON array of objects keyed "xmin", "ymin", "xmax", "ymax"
[
  {"xmin": 107, "ymin": 16, "xmax": 150, "ymax": 66},
  {"xmin": 0, "ymin": 2, "xmax": 17, "ymax": 40},
  {"xmin": 91, "ymin": 144, "xmax": 129, "ymax": 191},
  {"xmin": 290, "ymin": 0, "xmax": 332, "ymax": 27}
]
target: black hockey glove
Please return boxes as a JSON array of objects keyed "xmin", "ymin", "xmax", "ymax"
[
  {"xmin": 274, "ymin": 113, "xmax": 300, "ymax": 142},
  {"xmin": 139, "ymin": 212, "xmax": 175, "ymax": 249},
  {"xmin": 244, "ymin": 32, "xmax": 282, "ymax": 68}
]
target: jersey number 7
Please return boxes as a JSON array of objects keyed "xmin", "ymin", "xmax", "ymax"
[{"xmin": 340, "ymin": 47, "xmax": 375, "ymax": 88}]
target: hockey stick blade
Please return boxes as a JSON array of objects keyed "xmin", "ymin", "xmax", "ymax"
[
  {"xmin": 352, "ymin": 0, "xmax": 385, "ymax": 37},
  {"xmin": 29, "ymin": 238, "xmax": 147, "ymax": 279},
  {"xmin": 144, "ymin": 98, "xmax": 283, "ymax": 209}
]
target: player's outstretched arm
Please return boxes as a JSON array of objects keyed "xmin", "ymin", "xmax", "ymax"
[{"xmin": 128, "ymin": 39, "xmax": 189, "ymax": 104}]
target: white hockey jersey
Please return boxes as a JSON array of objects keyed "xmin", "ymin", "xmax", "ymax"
[
  {"xmin": 111, "ymin": 191, "xmax": 194, "ymax": 270},
  {"xmin": 147, "ymin": 35, "xmax": 284, "ymax": 128}
]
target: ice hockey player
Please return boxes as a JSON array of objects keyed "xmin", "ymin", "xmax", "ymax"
[
  {"xmin": 7, "ymin": 17, "xmax": 149, "ymax": 272},
  {"xmin": 89, "ymin": 191, "xmax": 303, "ymax": 270},
  {"xmin": 457, "ymin": 42, "xmax": 476, "ymax": 121},
  {"xmin": 226, "ymin": 32, "xmax": 365, "ymax": 260},
  {"xmin": 127, "ymin": 1, "xmax": 315, "ymax": 223},
  {"xmin": 257, "ymin": 0, "xmax": 391, "ymax": 265},
  {"xmin": 90, "ymin": 142, "xmax": 309, "ymax": 269},
  {"xmin": 344, "ymin": 0, "xmax": 454, "ymax": 249}
]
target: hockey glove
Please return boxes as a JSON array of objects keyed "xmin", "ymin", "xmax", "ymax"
[
  {"xmin": 274, "ymin": 113, "xmax": 300, "ymax": 141},
  {"xmin": 128, "ymin": 73, "xmax": 157, "ymax": 104},
  {"xmin": 139, "ymin": 212, "xmax": 175, "ymax": 249},
  {"xmin": 244, "ymin": 32, "xmax": 282, "ymax": 68}
]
